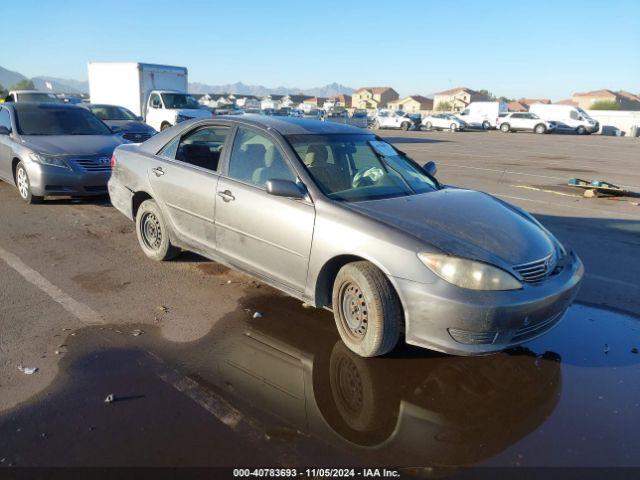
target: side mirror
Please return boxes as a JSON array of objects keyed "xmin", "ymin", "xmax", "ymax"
[
  {"xmin": 266, "ymin": 179, "xmax": 306, "ymax": 199},
  {"xmin": 136, "ymin": 116, "xmax": 143, "ymax": 121},
  {"xmin": 0, "ymin": 126, "xmax": 10, "ymax": 135},
  {"xmin": 423, "ymin": 161, "xmax": 437, "ymax": 177}
]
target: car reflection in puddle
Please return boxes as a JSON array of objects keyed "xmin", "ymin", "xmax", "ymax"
[{"xmin": 1, "ymin": 292, "xmax": 638, "ymax": 468}]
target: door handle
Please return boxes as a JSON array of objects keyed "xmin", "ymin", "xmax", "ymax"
[
  {"xmin": 152, "ymin": 167, "xmax": 165, "ymax": 177},
  {"xmin": 217, "ymin": 190, "xmax": 235, "ymax": 202}
]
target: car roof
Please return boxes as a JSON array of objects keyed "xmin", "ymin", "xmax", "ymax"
[
  {"xmin": 5, "ymin": 102, "xmax": 85, "ymax": 112},
  {"xmin": 221, "ymin": 114, "xmax": 367, "ymax": 135}
]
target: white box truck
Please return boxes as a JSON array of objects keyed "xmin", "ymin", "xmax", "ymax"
[
  {"xmin": 528, "ymin": 104, "xmax": 599, "ymax": 135},
  {"xmin": 457, "ymin": 101, "xmax": 508, "ymax": 129},
  {"xmin": 88, "ymin": 62, "xmax": 211, "ymax": 132}
]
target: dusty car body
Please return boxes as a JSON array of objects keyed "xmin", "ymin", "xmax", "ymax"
[
  {"xmin": 108, "ymin": 115, "xmax": 583, "ymax": 357},
  {"xmin": 0, "ymin": 102, "xmax": 123, "ymax": 203}
]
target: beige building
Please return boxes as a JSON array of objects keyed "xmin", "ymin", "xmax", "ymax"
[
  {"xmin": 352, "ymin": 87, "xmax": 399, "ymax": 110},
  {"xmin": 571, "ymin": 89, "xmax": 640, "ymax": 110},
  {"xmin": 432, "ymin": 87, "xmax": 491, "ymax": 112},
  {"xmin": 387, "ymin": 95, "xmax": 434, "ymax": 114}
]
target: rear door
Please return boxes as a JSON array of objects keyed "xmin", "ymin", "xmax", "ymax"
[
  {"xmin": 215, "ymin": 126, "xmax": 315, "ymax": 292},
  {"xmin": 148, "ymin": 123, "xmax": 232, "ymax": 250}
]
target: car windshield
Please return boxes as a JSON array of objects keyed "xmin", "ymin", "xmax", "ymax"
[
  {"xmin": 18, "ymin": 92, "xmax": 62, "ymax": 103},
  {"xmin": 530, "ymin": 113, "xmax": 540, "ymax": 119},
  {"xmin": 577, "ymin": 107, "xmax": 593, "ymax": 120},
  {"xmin": 287, "ymin": 134, "xmax": 439, "ymax": 202},
  {"xmin": 161, "ymin": 94, "xmax": 201, "ymax": 109},
  {"xmin": 16, "ymin": 105, "xmax": 112, "ymax": 135},
  {"xmin": 90, "ymin": 105, "xmax": 137, "ymax": 121}
]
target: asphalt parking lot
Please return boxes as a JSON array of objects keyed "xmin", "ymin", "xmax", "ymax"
[{"xmin": 0, "ymin": 130, "xmax": 639, "ymax": 471}]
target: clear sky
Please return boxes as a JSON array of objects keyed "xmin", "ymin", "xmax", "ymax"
[{"xmin": 2, "ymin": 0, "xmax": 638, "ymax": 100}]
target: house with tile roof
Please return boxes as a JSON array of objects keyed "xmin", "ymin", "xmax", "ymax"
[
  {"xmin": 352, "ymin": 87, "xmax": 399, "ymax": 110},
  {"xmin": 432, "ymin": 87, "xmax": 491, "ymax": 112},
  {"xmin": 387, "ymin": 95, "xmax": 434, "ymax": 114}
]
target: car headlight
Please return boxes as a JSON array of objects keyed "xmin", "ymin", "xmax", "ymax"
[
  {"xmin": 418, "ymin": 253, "xmax": 522, "ymax": 290},
  {"xmin": 29, "ymin": 152, "xmax": 71, "ymax": 170}
]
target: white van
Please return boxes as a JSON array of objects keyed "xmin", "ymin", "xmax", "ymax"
[
  {"xmin": 529, "ymin": 104, "xmax": 599, "ymax": 135},
  {"xmin": 457, "ymin": 102, "xmax": 507, "ymax": 129}
]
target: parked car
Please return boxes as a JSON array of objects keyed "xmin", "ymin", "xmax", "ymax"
[
  {"xmin": 302, "ymin": 109, "xmax": 323, "ymax": 120},
  {"xmin": 373, "ymin": 109, "xmax": 419, "ymax": 130},
  {"xmin": 0, "ymin": 102, "xmax": 123, "ymax": 203},
  {"xmin": 88, "ymin": 62, "xmax": 211, "ymax": 132},
  {"xmin": 84, "ymin": 104, "xmax": 157, "ymax": 143},
  {"xmin": 529, "ymin": 104, "xmax": 599, "ymax": 135},
  {"xmin": 497, "ymin": 112, "xmax": 556, "ymax": 134},
  {"xmin": 4, "ymin": 90, "xmax": 63, "ymax": 103},
  {"xmin": 457, "ymin": 101, "xmax": 507, "ymax": 129},
  {"xmin": 422, "ymin": 113, "xmax": 468, "ymax": 132},
  {"xmin": 108, "ymin": 115, "xmax": 583, "ymax": 358}
]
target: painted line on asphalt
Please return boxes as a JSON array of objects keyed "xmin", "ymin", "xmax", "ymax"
[
  {"xmin": 585, "ymin": 274, "xmax": 640, "ymax": 290},
  {"xmin": 0, "ymin": 245, "xmax": 103, "ymax": 324}
]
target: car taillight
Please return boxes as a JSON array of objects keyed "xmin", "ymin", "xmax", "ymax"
[{"xmin": 110, "ymin": 154, "xmax": 116, "ymax": 168}]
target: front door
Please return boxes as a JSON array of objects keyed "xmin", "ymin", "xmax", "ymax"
[
  {"xmin": 145, "ymin": 93, "xmax": 164, "ymax": 131},
  {"xmin": 148, "ymin": 124, "xmax": 231, "ymax": 250},
  {"xmin": 0, "ymin": 107, "xmax": 14, "ymax": 181},
  {"xmin": 215, "ymin": 126, "xmax": 315, "ymax": 292}
]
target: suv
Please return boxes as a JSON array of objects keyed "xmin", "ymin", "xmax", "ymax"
[
  {"xmin": 373, "ymin": 109, "xmax": 419, "ymax": 131},
  {"xmin": 496, "ymin": 112, "xmax": 556, "ymax": 134}
]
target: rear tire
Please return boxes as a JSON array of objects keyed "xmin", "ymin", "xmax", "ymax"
[
  {"xmin": 482, "ymin": 120, "xmax": 491, "ymax": 130},
  {"xmin": 372, "ymin": 121, "xmax": 380, "ymax": 130},
  {"xmin": 135, "ymin": 199, "xmax": 180, "ymax": 261},
  {"xmin": 424, "ymin": 121, "xmax": 432, "ymax": 130},
  {"xmin": 534, "ymin": 124, "xmax": 546, "ymax": 134},
  {"xmin": 500, "ymin": 123, "xmax": 511, "ymax": 133},
  {"xmin": 15, "ymin": 162, "xmax": 43, "ymax": 204},
  {"xmin": 331, "ymin": 261, "xmax": 402, "ymax": 357},
  {"xmin": 450, "ymin": 123, "xmax": 457, "ymax": 132},
  {"xmin": 401, "ymin": 122, "xmax": 411, "ymax": 131}
]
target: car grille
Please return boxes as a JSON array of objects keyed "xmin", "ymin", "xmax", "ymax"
[
  {"xmin": 513, "ymin": 253, "xmax": 555, "ymax": 283},
  {"xmin": 123, "ymin": 132, "xmax": 152, "ymax": 142},
  {"xmin": 70, "ymin": 157, "xmax": 112, "ymax": 172},
  {"xmin": 513, "ymin": 311, "xmax": 564, "ymax": 341}
]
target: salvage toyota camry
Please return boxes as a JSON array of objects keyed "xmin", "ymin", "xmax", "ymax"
[{"xmin": 108, "ymin": 115, "xmax": 583, "ymax": 357}]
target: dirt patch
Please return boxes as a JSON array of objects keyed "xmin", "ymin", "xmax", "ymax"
[
  {"xmin": 196, "ymin": 262, "xmax": 231, "ymax": 276},
  {"xmin": 533, "ymin": 154, "xmax": 570, "ymax": 160},
  {"xmin": 72, "ymin": 269, "xmax": 129, "ymax": 293},
  {"xmin": 544, "ymin": 166, "xmax": 598, "ymax": 173}
]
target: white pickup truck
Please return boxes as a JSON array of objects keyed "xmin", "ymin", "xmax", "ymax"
[{"xmin": 88, "ymin": 62, "xmax": 211, "ymax": 132}]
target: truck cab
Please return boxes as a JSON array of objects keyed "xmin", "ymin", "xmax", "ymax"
[{"xmin": 145, "ymin": 90, "xmax": 211, "ymax": 132}]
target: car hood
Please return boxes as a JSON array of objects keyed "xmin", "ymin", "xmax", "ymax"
[
  {"xmin": 346, "ymin": 188, "xmax": 555, "ymax": 266},
  {"xmin": 103, "ymin": 120, "xmax": 155, "ymax": 133},
  {"xmin": 20, "ymin": 135, "xmax": 123, "ymax": 156}
]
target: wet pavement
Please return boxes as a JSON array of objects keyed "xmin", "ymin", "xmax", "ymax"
[{"xmin": 1, "ymin": 288, "xmax": 639, "ymax": 472}]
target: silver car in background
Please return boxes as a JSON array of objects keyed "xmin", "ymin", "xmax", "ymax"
[
  {"xmin": 108, "ymin": 116, "xmax": 583, "ymax": 357},
  {"xmin": 0, "ymin": 102, "xmax": 123, "ymax": 203},
  {"xmin": 422, "ymin": 113, "xmax": 468, "ymax": 132}
]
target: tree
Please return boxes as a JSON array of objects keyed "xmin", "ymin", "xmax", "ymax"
[
  {"xmin": 478, "ymin": 89, "xmax": 496, "ymax": 101},
  {"xmin": 590, "ymin": 100, "xmax": 620, "ymax": 110},
  {"xmin": 435, "ymin": 101, "xmax": 453, "ymax": 111},
  {"xmin": 10, "ymin": 79, "xmax": 35, "ymax": 91},
  {"xmin": 0, "ymin": 83, "xmax": 7, "ymax": 97},
  {"xmin": 498, "ymin": 96, "xmax": 515, "ymax": 103}
]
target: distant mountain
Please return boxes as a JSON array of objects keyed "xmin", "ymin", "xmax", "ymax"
[
  {"xmin": 188, "ymin": 81, "xmax": 353, "ymax": 97},
  {"xmin": 1, "ymin": 64, "xmax": 353, "ymax": 98},
  {"xmin": 0, "ymin": 66, "xmax": 28, "ymax": 89},
  {"xmin": 32, "ymin": 76, "xmax": 89, "ymax": 94}
]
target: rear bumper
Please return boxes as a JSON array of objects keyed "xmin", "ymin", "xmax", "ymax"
[
  {"xmin": 27, "ymin": 164, "xmax": 111, "ymax": 197},
  {"xmin": 107, "ymin": 176, "xmax": 134, "ymax": 220},
  {"xmin": 392, "ymin": 252, "xmax": 584, "ymax": 356}
]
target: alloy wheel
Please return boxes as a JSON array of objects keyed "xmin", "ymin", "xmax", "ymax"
[{"xmin": 17, "ymin": 167, "xmax": 29, "ymax": 200}]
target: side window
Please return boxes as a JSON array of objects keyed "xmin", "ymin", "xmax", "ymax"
[
  {"xmin": 150, "ymin": 93, "xmax": 162, "ymax": 108},
  {"xmin": 569, "ymin": 110, "xmax": 579, "ymax": 120},
  {"xmin": 173, "ymin": 125, "xmax": 229, "ymax": 171},
  {"xmin": 0, "ymin": 108, "xmax": 11, "ymax": 131},
  {"xmin": 227, "ymin": 128, "xmax": 296, "ymax": 187}
]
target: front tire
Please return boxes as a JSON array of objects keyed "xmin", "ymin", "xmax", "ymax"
[
  {"xmin": 135, "ymin": 199, "xmax": 180, "ymax": 261},
  {"xmin": 424, "ymin": 121, "xmax": 432, "ymax": 130},
  {"xmin": 401, "ymin": 122, "xmax": 411, "ymax": 131},
  {"xmin": 450, "ymin": 123, "xmax": 457, "ymax": 132},
  {"xmin": 500, "ymin": 123, "xmax": 511, "ymax": 133},
  {"xmin": 15, "ymin": 162, "xmax": 43, "ymax": 204},
  {"xmin": 331, "ymin": 262, "xmax": 402, "ymax": 357},
  {"xmin": 534, "ymin": 123, "xmax": 547, "ymax": 134},
  {"xmin": 372, "ymin": 121, "xmax": 380, "ymax": 130},
  {"xmin": 160, "ymin": 122, "xmax": 172, "ymax": 132},
  {"xmin": 576, "ymin": 126, "xmax": 586, "ymax": 135}
]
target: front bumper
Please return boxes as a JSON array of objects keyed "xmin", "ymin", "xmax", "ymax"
[
  {"xmin": 392, "ymin": 252, "xmax": 584, "ymax": 355},
  {"xmin": 26, "ymin": 163, "xmax": 111, "ymax": 197}
]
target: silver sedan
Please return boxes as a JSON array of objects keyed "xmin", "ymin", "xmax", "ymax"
[
  {"xmin": 108, "ymin": 116, "xmax": 583, "ymax": 357},
  {"xmin": 0, "ymin": 102, "xmax": 123, "ymax": 203}
]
